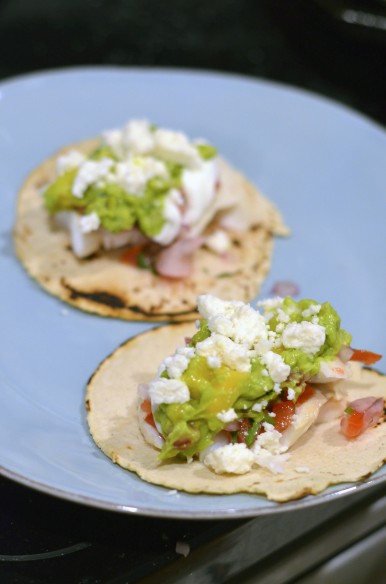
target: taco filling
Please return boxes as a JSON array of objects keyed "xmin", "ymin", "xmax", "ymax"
[
  {"xmin": 14, "ymin": 120, "xmax": 287, "ymax": 320},
  {"xmin": 138, "ymin": 295, "xmax": 384, "ymax": 475},
  {"xmin": 42, "ymin": 119, "xmax": 269, "ymax": 279}
]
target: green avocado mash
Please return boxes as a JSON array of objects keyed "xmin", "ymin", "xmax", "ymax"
[
  {"xmin": 43, "ymin": 135, "xmax": 217, "ymax": 236},
  {"xmin": 154, "ymin": 297, "xmax": 352, "ymax": 461}
]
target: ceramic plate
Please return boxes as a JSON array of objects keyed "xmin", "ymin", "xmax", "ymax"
[{"xmin": 1, "ymin": 67, "xmax": 385, "ymax": 518}]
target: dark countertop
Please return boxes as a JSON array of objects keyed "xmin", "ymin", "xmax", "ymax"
[
  {"xmin": 1, "ymin": 1, "xmax": 386, "ymax": 582},
  {"xmin": 1, "ymin": 0, "xmax": 386, "ymax": 127}
]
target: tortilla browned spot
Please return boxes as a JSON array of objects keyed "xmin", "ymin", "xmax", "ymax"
[
  {"xmin": 86, "ymin": 323, "xmax": 386, "ymax": 502},
  {"xmin": 14, "ymin": 139, "xmax": 288, "ymax": 321}
]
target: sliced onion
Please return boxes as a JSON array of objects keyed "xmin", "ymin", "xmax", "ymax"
[
  {"xmin": 270, "ymin": 281, "xmax": 300, "ymax": 297},
  {"xmin": 137, "ymin": 383, "xmax": 150, "ymax": 399},
  {"xmin": 350, "ymin": 397, "xmax": 384, "ymax": 427},
  {"xmin": 341, "ymin": 396, "xmax": 384, "ymax": 439},
  {"xmin": 155, "ymin": 237, "xmax": 204, "ymax": 279}
]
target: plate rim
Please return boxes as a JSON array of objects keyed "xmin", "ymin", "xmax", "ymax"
[
  {"xmin": 1, "ymin": 65, "xmax": 385, "ymax": 518},
  {"xmin": 2, "ymin": 462, "xmax": 385, "ymax": 519},
  {"xmin": 1, "ymin": 63, "xmax": 385, "ymax": 135}
]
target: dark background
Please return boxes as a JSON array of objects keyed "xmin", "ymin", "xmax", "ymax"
[
  {"xmin": 1, "ymin": 0, "xmax": 386, "ymax": 127},
  {"xmin": 1, "ymin": 1, "xmax": 386, "ymax": 582}
]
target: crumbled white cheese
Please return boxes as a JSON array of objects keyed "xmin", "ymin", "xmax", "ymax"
[
  {"xmin": 252, "ymin": 400, "xmax": 267, "ymax": 413},
  {"xmin": 103, "ymin": 119, "xmax": 155, "ymax": 157},
  {"xmin": 256, "ymin": 426, "xmax": 288, "ymax": 455},
  {"xmin": 56, "ymin": 150, "xmax": 85, "ymax": 174},
  {"xmin": 302, "ymin": 304, "xmax": 321, "ymax": 318},
  {"xmin": 160, "ymin": 346, "xmax": 195, "ymax": 379},
  {"xmin": 204, "ymin": 430, "xmax": 290, "ymax": 475},
  {"xmin": 282, "ymin": 321, "xmax": 326, "ymax": 355},
  {"xmin": 287, "ymin": 387, "xmax": 296, "ymax": 401},
  {"xmin": 148, "ymin": 378, "xmax": 190, "ymax": 406},
  {"xmin": 250, "ymin": 426, "xmax": 290, "ymax": 473},
  {"xmin": 102, "ymin": 128, "xmax": 124, "ymax": 157},
  {"xmin": 251, "ymin": 444, "xmax": 289, "ymax": 474},
  {"xmin": 273, "ymin": 383, "xmax": 282, "ymax": 394},
  {"xmin": 122, "ymin": 119, "xmax": 155, "ymax": 154},
  {"xmin": 254, "ymin": 340, "xmax": 273, "ymax": 356},
  {"xmin": 216, "ymin": 408, "xmax": 238, "ymax": 423},
  {"xmin": 79, "ymin": 212, "xmax": 100, "ymax": 234},
  {"xmin": 257, "ymin": 297, "xmax": 284, "ymax": 312},
  {"xmin": 262, "ymin": 422, "xmax": 275, "ymax": 433},
  {"xmin": 195, "ymin": 333, "xmax": 252, "ymax": 373},
  {"xmin": 114, "ymin": 155, "xmax": 168, "ymax": 196},
  {"xmin": 260, "ymin": 351, "xmax": 290, "ymax": 383},
  {"xmin": 295, "ymin": 466, "xmax": 310, "ymax": 474},
  {"xmin": 197, "ymin": 294, "xmax": 268, "ymax": 346},
  {"xmin": 204, "ymin": 443, "xmax": 255, "ymax": 475},
  {"xmin": 153, "ymin": 128, "xmax": 202, "ymax": 168},
  {"xmin": 163, "ymin": 355, "xmax": 189, "ymax": 380},
  {"xmin": 205, "ymin": 229, "xmax": 231, "ymax": 255},
  {"xmin": 207, "ymin": 355, "xmax": 221, "ymax": 368},
  {"xmin": 72, "ymin": 158, "xmax": 114, "ymax": 198},
  {"xmin": 276, "ymin": 308, "xmax": 290, "ymax": 323}
]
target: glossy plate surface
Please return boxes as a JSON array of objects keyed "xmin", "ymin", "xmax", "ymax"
[{"xmin": 1, "ymin": 67, "xmax": 385, "ymax": 518}]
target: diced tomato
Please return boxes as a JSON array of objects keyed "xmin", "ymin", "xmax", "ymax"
[
  {"xmin": 341, "ymin": 397, "xmax": 384, "ymax": 439},
  {"xmin": 141, "ymin": 399, "xmax": 158, "ymax": 430},
  {"xmin": 296, "ymin": 385, "xmax": 315, "ymax": 406},
  {"xmin": 271, "ymin": 400, "xmax": 296, "ymax": 432},
  {"xmin": 145, "ymin": 413, "xmax": 158, "ymax": 430},
  {"xmin": 350, "ymin": 349, "xmax": 382, "ymax": 365},
  {"xmin": 340, "ymin": 410, "xmax": 365, "ymax": 438},
  {"xmin": 121, "ymin": 244, "xmax": 143, "ymax": 266},
  {"xmin": 140, "ymin": 399, "xmax": 152, "ymax": 415}
]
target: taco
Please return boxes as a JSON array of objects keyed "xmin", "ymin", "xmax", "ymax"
[
  {"xmin": 14, "ymin": 120, "xmax": 287, "ymax": 321},
  {"xmin": 86, "ymin": 294, "xmax": 386, "ymax": 502}
]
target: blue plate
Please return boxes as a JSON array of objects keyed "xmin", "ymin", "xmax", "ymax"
[{"xmin": 1, "ymin": 67, "xmax": 385, "ymax": 518}]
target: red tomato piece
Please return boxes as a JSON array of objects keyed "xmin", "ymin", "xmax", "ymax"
[
  {"xmin": 140, "ymin": 399, "xmax": 152, "ymax": 415},
  {"xmin": 296, "ymin": 385, "xmax": 315, "ymax": 406},
  {"xmin": 350, "ymin": 349, "xmax": 382, "ymax": 365},
  {"xmin": 340, "ymin": 410, "xmax": 365, "ymax": 438},
  {"xmin": 141, "ymin": 399, "xmax": 158, "ymax": 430},
  {"xmin": 271, "ymin": 400, "xmax": 296, "ymax": 432},
  {"xmin": 145, "ymin": 413, "xmax": 158, "ymax": 430},
  {"xmin": 121, "ymin": 244, "xmax": 143, "ymax": 266}
]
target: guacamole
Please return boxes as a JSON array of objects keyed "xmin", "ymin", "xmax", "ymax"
[
  {"xmin": 43, "ymin": 123, "xmax": 217, "ymax": 238},
  {"xmin": 152, "ymin": 296, "xmax": 352, "ymax": 461}
]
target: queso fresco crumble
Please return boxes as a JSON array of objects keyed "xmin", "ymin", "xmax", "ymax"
[{"xmin": 142, "ymin": 294, "xmax": 353, "ymax": 475}]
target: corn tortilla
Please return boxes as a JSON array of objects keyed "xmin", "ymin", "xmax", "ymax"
[
  {"xmin": 86, "ymin": 323, "xmax": 386, "ymax": 502},
  {"xmin": 14, "ymin": 139, "xmax": 287, "ymax": 321}
]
